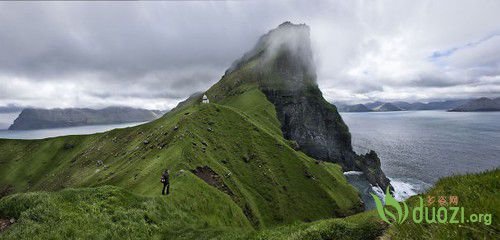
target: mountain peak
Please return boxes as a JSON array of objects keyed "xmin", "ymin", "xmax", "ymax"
[
  {"xmin": 276, "ymin": 21, "xmax": 310, "ymax": 34},
  {"xmin": 224, "ymin": 22, "xmax": 316, "ymax": 91},
  {"xmin": 277, "ymin": 21, "xmax": 307, "ymax": 28}
]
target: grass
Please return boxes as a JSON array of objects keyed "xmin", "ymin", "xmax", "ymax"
[
  {"xmin": 0, "ymin": 185, "xmax": 383, "ymax": 240},
  {"xmin": 0, "ymin": 184, "xmax": 251, "ymax": 240},
  {"xmin": 1, "ymin": 169, "xmax": 497, "ymax": 239},
  {"xmin": 245, "ymin": 211, "xmax": 386, "ymax": 240},
  {"xmin": 384, "ymin": 169, "xmax": 499, "ymax": 239}
]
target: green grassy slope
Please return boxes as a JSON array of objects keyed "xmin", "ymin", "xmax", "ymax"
[
  {"xmin": 0, "ymin": 85, "xmax": 363, "ymax": 237},
  {"xmin": 0, "ymin": 186, "xmax": 382, "ymax": 240},
  {"xmin": 243, "ymin": 211, "xmax": 386, "ymax": 240},
  {"xmin": 0, "ymin": 184, "xmax": 250, "ymax": 239},
  {"xmin": 245, "ymin": 169, "xmax": 499, "ymax": 239},
  {"xmin": 385, "ymin": 169, "xmax": 499, "ymax": 239},
  {"xmin": 1, "ymin": 168, "xmax": 497, "ymax": 239}
]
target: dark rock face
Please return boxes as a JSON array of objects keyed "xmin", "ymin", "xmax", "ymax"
[
  {"xmin": 262, "ymin": 88, "xmax": 355, "ymax": 169},
  {"xmin": 355, "ymin": 151, "xmax": 392, "ymax": 192},
  {"xmin": 9, "ymin": 107, "xmax": 164, "ymax": 130},
  {"xmin": 262, "ymin": 87, "xmax": 392, "ymax": 191}
]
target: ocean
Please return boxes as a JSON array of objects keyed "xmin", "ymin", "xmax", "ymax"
[{"xmin": 341, "ymin": 110, "xmax": 500, "ymax": 207}]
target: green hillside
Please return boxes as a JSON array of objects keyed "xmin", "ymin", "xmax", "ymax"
[
  {"xmin": 1, "ymin": 156, "xmax": 497, "ymax": 239},
  {"xmin": 0, "ymin": 84, "xmax": 367, "ymax": 238},
  {"xmin": 0, "ymin": 185, "xmax": 383, "ymax": 240},
  {"xmin": 0, "ymin": 185, "xmax": 251, "ymax": 239}
]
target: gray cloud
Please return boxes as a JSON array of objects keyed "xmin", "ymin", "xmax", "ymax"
[{"xmin": 0, "ymin": 1, "xmax": 500, "ymax": 109}]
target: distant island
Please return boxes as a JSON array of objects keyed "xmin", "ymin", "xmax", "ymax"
[
  {"xmin": 449, "ymin": 97, "xmax": 500, "ymax": 112},
  {"xmin": 8, "ymin": 107, "xmax": 165, "ymax": 130},
  {"xmin": 336, "ymin": 98, "xmax": 500, "ymax": 112}
]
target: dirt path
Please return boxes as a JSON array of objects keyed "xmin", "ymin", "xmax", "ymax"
[
  {"xmin": 191, "ymin": 166, "xmax": 233, "ymax": 196},
  {"xmin": 0, "ymin": 218, "xmax": 14, "ymax": 232}
]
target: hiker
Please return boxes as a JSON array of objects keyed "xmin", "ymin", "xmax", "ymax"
[{"xmin": 161, "ymin": 169, "xmax": 170, "ymax": 195}]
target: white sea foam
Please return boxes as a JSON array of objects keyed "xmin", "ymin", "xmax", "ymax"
[
  {"xmin": 343, "ymin": 170, "xmax": 429, "ymax": 206},
  {"xmin": 370, "ymin": 180, "xmax": 420, "ymax": 203},
  {"xmin": 389, "ymin": 178, "xmax": 425, "ymax": 201},
  {"xmin": 391, "ymin": 181, "xmax": 418, "ymax": 201},
  {"xmin": 371, "ymin": 185, "xmax": 385, "ymax": 203}
]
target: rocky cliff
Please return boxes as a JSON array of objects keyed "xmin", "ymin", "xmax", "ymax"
[
  {"xmin": 208, "ymin": 22, "xmax": 392, "ymax": 191},
  {"xmin": 9, "ymin": 107, "xmax": 163, "ymax": 130}
]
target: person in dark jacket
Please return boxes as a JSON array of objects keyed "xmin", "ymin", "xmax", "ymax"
[{"xmin": 161, "ymin": 169, "xmax": 170, "ymax": 195}]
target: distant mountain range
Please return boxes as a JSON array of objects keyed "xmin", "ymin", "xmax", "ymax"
[
  {"xmin": 335, "ymin": 98, "xmax": 499, "ymax": 112},
  {"xmin": 448, "ymin": 97, "xmax": 500, "ymax": 112},
  {"xmin": 338, "ymin": 104, "xmax": 372, "ymax": 112},
  {"xmin": 8, "ymin": 107, "xmax": 165, "ymax": 130},
  {"xmin": 372, "ymin": 103, "xmax": 402, "ymax": 112}
]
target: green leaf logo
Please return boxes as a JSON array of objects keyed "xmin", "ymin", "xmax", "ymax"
[{"xmin": 371, "ymin": 187, "xmax": 409, "ymax": 224}]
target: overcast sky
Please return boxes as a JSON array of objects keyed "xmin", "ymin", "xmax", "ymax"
[{"xmin": 1, "ymin": 0, "xmax": 499, "ymax": 109}]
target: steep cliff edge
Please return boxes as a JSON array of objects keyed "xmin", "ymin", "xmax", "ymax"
[{"xmin": 207, "ymin": 22, "xmax": 392, "ymax": 191}]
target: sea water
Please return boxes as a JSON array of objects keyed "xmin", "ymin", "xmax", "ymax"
[{"xmin": 341, "ymin": 110, "xmax": 500, "ymax": 207}]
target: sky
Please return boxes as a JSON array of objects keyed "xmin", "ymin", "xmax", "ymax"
[{"xmin": 0, "ymin": 0, "xmax": 499, "ymax": 110}]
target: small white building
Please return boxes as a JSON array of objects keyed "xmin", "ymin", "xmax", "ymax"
[{"xmin": 202, "ymin": 94, "xmax": 209, "ymax": 104}]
